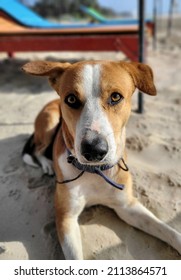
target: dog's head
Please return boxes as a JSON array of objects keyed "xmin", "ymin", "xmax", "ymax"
[{"xmin": 23, "ymin": 60, "xmax": 156, "ymax": 166}]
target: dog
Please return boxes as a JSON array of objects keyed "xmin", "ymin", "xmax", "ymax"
[{"xmin": 22, "ymin": 60, "xmax": 181, "ymax": 259}]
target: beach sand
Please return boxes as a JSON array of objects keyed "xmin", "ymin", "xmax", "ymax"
[{"xmin": 0, "ymin": 29, "xmax": 181, "ymax": 259}]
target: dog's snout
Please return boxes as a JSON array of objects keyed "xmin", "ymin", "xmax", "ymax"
[{"xmin": 81, "ymin": 130, "xmax": 108, "ymax": 162}]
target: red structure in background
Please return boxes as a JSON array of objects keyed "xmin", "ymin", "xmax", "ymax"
[{"xmin": 0, "ymin": 11, "xmax": 142, "ymax": 61}]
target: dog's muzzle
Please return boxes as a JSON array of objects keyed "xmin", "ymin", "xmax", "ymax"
[{"xmin": 80, "ymin": 130, "xmax": 108, "ymax": 162}]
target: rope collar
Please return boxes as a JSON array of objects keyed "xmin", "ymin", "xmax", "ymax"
[{"xmin": 56, "ymin": 150, "xmax": 129, "ymax": 191}]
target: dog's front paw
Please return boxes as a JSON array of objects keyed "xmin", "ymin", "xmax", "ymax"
[{"xmin": 37, "ymin": 155, "xmax": 54, "ymax": 176}]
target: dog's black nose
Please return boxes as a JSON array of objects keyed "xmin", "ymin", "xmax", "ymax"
[{"xmin": 81, "ymin": 130, "xmax": 108, "ymax": 162}]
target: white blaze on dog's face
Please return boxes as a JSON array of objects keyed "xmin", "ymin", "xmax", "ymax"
[{"xmin": 60, "ymin": 61, "xmax": 134, "ymax": 165}]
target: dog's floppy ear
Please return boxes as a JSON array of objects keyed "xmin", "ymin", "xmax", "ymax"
[
  {"xmin": 22, "ymin": 60, "xmax": 71, "ymax": 89},
  {"xmin": 121, "ymin": 62, "xmax": 156, "ymax": 96}
]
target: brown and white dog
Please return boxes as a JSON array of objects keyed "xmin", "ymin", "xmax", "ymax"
[{"xmin": 22, "ymin": 60, "xmax": 181, "ymax": 259}]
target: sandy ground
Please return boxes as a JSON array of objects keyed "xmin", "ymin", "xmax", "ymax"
[{"xmin": 0, "ymin": 31, "xmax": 181, "ymax": 260}]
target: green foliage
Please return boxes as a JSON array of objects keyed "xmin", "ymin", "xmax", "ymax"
[{"xmin": 20, "ymin": 0, "xmax": 116, "ymax": 19}]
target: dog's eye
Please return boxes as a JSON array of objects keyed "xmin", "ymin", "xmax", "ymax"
[
  {"xmin": 109, "ymin": 92, "xmax": 124, "ymax": 105},
  {"xmin": 65, "ymin": 94, "xmax": 82, "ymax": 109}
]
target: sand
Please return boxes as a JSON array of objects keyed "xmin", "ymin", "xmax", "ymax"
[{"xmin": 0, "ymin": 31, "xmax": 181, "ymax": 260}]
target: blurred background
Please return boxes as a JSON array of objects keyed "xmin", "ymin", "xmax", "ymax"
[
  {"xmin": 0, "ymin": 0, "xmax": 181, "ymax": 260},
  {"xmin": 17, "ymin": 0, "xmax": 181, "ymax": 48},
  {"xmin": 20, "ymin": 0, "xmax": 181, "ymax": 19}
]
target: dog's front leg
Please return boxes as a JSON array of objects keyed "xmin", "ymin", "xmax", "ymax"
[
  {"xmin": 55, "ymin": 185, "xmax": 84, "ymax": 260},
  {"xmin": 56, "ymin": 215, "xmax": 83, "ymax": 260},
  {"xmin": 113, "ymin": 199, "xmax": 181, "ymax": 255}
]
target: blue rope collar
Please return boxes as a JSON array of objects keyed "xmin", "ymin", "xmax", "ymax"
[{"xmin": 56, "ymin": 150, "xmax": 129, "ymax": 191}]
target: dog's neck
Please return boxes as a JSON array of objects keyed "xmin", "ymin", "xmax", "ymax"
[{"xmin": 61, "ymin": 120, "xmax": 74, "ymax": 151}]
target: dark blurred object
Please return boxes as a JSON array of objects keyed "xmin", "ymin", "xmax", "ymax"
[
  {"xmin": 30, "ymin": 0, "xmax": 115, "ymax": 20},
  {"xmin": 167, "ymin": 0, "xmax": 175, "ymax": 36},
  {"xmin": 138, "ymin": 0, "xmax": 145, "ymax": 114}
]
